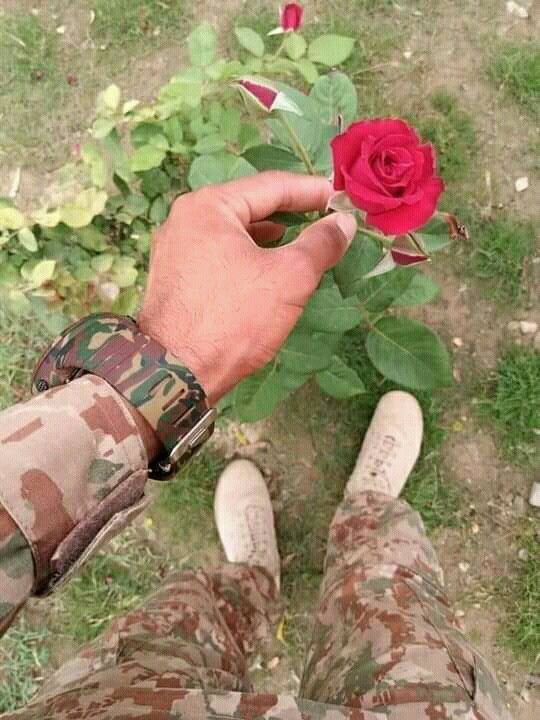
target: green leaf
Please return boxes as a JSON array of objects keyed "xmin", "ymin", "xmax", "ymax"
[
  {"xmin": 188, "ymin": 22, "xmax": 216, "ymax": 67},
  {"xmin": 295, "ymin": 58, "xmax": 319, "ymax": 84},
  {"xmin": 308, "ymin": 35, "xmax": 355, "ymax": 66},
  {"xmin": 392, "ymin": 273, "xmax": 440, "ymax": 306},
  {"xmin": 357, "ymin": 268, "xmax": 416, "ymax": 313},
  {"xmin": 366, "ymin": 317, "xmax": 452, "ymax": 390},
  {"xmin": 149, "ymin": 195, "xmax": 169, "ymax": 224},
  {"xmin": 130, "ymin": 144, "xmax": 167, "ymax": 173},
  {"xmin": 93, "ymin": 117, "xmax": 117, "ymax": 139},
  {"xmin": 310, "ymin": 72, "xmax": 357, "ymax": 125},
  {"xmin": 102, "ymin": 130, "xmax": 135, "ymax": 184},
  {"xmin": 300, "ymin": 285, "xmax": 362, "ymax": 333},
  {"xmin": 60, "ymin": 188, "xmax": 108, "ymax": 228},
  {"xmin": 77, "ymin": 225, "xmax": 109, "ymax": 251},
  {"xmin": 99, "ymin": 84, "xmax": 121, "ymax": 112},
  {"xmin": 5, "ymin": 289, "xmax": 31, "ymax": 314},
  {"xmin": 316, "ymin": 355, "xmax": 366, "ymax": 399},
  {"xmin": 112, "ymin": 286, "xmax": 140, "ymax": 315},
  {"xmin": 131, "ymin": 123, "xmax": 168, "ymax": 149},
  {"xmin": 73, "ymin": 261, "xmax": 98, "ymax": 283},
  {"xmin": 122, "ymin": 193, "xmax": 149, "ymax": 218},
  {"xmin": 284, "ymin": 32, "xmax": 307, "ymax": 60},
  {"xmin": 140, "ymin": 168, "xmax": 171, "ymax": 198},
  {"xmin": 234, "ymin": 27, "xmax": 265, "ymax": 57},
  {"xmin": 279, "ymin": 331, "xmax": 332, "ymax": 373},
  {"xmin": 219, "ymin": 107, "xmax": 242, "ymax": 143},
  {"xmin": 0, "ymin": 263, "xmax": 19, "ymax": 286},
  {"xmin": 193, "ymin": 134, "xmax": 227, "ymax": 154},
  {"xmin": 0, "ymin": 206, "xmax": 25, "ymax": 230},
  {"xmin": 18, "ymin": 227, "xmax": 38, "ymax": 252},
  {"xmin": 81, "ymin": 143, "xmax": 108, "ymax": 188},
  {"xmin": 162, "ymin": 116, "xmax": 184, "ymax": 149},
  {"xmin": 242, "ymin": 144, "xmax": 303, "ymax": 172},
  {"xmin": 31, "ymin": 260, "xmax": 56, "ymax": 287},
  {"xmin": 91, "ymin": 253, "xmax": 114, "ymax": 273},
  {"xmin": 416, "ymin": 221, "xmax": 451, "ymax": 252},
  {"xmin": 187, "ymin": 153, "xmax": 257, "ymax": 190},
  {"xmin": 334, "ymin": 235, "xmax": 382, "ymax": 297},
  {"xmin": 238, "ymin": 123, "xmax": 263, "ymax": 152},
  {"xmin": 31, "ymin": 208, "xmax": 60, "ymax": 228},
  {"xmin": 111, "ymin": 256, "xmax": 138, "ymax": 288}
]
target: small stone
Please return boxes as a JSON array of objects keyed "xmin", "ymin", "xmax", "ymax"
[
  {"xmin": 520, "ymin": 688, "xmax": 530, "ymax": 703},
  {"xmin": 513, "ymin": 495, "xmax": 527, "ymax": 516},
  {"xmin": 452, "ymin": 337, "xmax": 464, "ymax": 348},
  {"xmin": 455, "ymin": 609, "xmax": 465, "ymax": 618},
  {"xmin": 458, "ymin": 562, "xmax": 470, "ymax": 573},
  {"xmin": 515, "ymin": 176, "xmax": 529, "ymax": 192},
  {"xmin": 403, "ymin": 50, "xmax": 413, "ymax": 60},
  {"xmin": 453, "ymin": 367, "xmax": 462, "ymax": 383},
  {"xmin": 518, "ymin": 548, "xmax": 529, "ymax": 561},
  {"xmin": 520, "ymin": 320, "xmax": 538, "ymax": 334},
  {"xmin": 267, "ymin": 656, "xmax": 280, "ymax": 670},
  {"xmin": 529, "ymin": 482, "xmax": 540, "ymax": 508},
  {"xmin": 471, "ymin": 522, "xmax": 480, "ymax": 534},
  {"xmin": 506, "ymin": 1, "xmax": 529, "ymax": 18},
  {"xmin": 473, "ymin": 603, "xmax": 481, "ymax": 609},
  {"xmin": 507, "ymin": 320, "xmax": 521, "ymax": 334},
  {"xmin": 56, "ymin": 25, "xmax": 66, "ymax": 35}
]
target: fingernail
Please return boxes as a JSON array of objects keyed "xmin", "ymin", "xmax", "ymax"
[{"xmin": 334, "ymin": 212, "xmax": 357, "ymax": 247}]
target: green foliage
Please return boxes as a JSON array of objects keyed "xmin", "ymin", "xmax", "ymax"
[
  {"xmin": 0, "ymin": 620, "xmax": 50, "ymax": 712},
  {"xmin": 1, "ymin": 17, "xmax": 452, "ymax": 423},
  {"xmin": 488, "ymin": 42, "xmax": 540, "ymax": 117},
  {"xmin": 472, "ymin": 218, "xmax": 536, "ymax": 302},
  {"xmin": 478, "ymin": 346, "xmax": 540, "ymax": 467},
  {"xmin": 415, "ymin": 91, "xmax": 477, "ymax": 182},
  {"xmin": 499, "ymin": 524, "xmax": 540, "ymax": 663}
]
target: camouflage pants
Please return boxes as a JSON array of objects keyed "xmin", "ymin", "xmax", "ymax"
[{"xmin": 7, "ymin": 492, "xmax": 511, "ymax": 719}]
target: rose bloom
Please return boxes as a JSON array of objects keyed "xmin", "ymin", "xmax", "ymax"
[
  {"xmin": 281, "ymin": 3, "xmax": 304, "ymax": 31},
  {"xmin": 331, "ymin": 118, "xmax": 444, "ymax": 235}
]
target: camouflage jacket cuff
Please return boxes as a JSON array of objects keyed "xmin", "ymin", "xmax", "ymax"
[{"xmin": 0, "ymin": 376, "xmax": 148, "ymax": 595}]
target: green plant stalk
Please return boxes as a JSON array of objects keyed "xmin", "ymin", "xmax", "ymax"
[
  {"xmin": 273, "ymin": 38, "xmax": 286, "ymax": 59},
  {"xmin": 278, "ymin": 111, "xmax": 316, "ymax": 175},
  {"xmin": 357, "ymin": 224, "xmax": 393, "ymax": 247}
]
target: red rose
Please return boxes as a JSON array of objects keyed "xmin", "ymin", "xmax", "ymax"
[
  {"xmin": 281, "ymin": 3, "xmax": 304, "ymax": 31},
  {"xmin": 330, "ymin": 118, "xmax": 444, "ymax": 235}
]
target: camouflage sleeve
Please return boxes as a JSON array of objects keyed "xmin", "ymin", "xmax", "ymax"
[{"xmin": 0, "ymin": 375, "xmax": 149, "ymax": 636}]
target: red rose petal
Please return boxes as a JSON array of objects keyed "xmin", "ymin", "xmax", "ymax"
[
  {"xmin": 366, "ymin": 176, "xmax": 444, "ymax": 235},
  {"xmin": 281, "ymin": 3, "xmax": 304, "ymax": 31},
  {"xmin": 343, "ymin": 168, "xmax": 402, "ymax": 213}
]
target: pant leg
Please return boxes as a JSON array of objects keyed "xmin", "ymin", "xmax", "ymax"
[
  {"xmin": 300, "ymin": 491, "xmax": 512, "ymax": 720},
  {"xmin": 37, "ymin": 564, "xmax": 279, "ymax": 701}
]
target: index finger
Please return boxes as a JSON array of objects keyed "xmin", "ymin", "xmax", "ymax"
[{"xmin": 216, "ymin": 171, "xmax": 333, "ymax": 226}]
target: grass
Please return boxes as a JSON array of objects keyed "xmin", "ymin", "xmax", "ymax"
[
  {"xmin": 478, "ymin": 346, "xmax": 540, "ymax": 467},
  {"xmin": 0, "ymin": 11, "xmax": 65, "ymax": 153},
  {"xmin": 499, "ymin": 523, "xmax": 540, "ymax": 664},
  {"xmin": 488, "ymin": 41, "xmax": 540, "ymax": 117},
  {"xmin": 0, "ymin": 621, "xmax": 50, "ymax": 713},
  {"xmin": 92, "ymin": 0, "xmax": 186, "ymax": 49},
  {"xmin": 471, "ymin": 217, "xmax": 536, "ymax": 303},
  {"xmin": 415, "ymin": 91, "xmax": 478, "ymax": 183},
  {"xmin": 55, "ymin": 528, "xmax": 170, "ymax": 643}
]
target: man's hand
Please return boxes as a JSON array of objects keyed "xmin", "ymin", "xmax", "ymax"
[{"xmin": 138, "ymin": 171, "xmax": 357, "ymax": 405}]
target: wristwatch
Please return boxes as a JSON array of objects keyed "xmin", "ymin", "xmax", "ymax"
[{"xmin": 31, "ymin": 313, "xmax": 217, "ymax": 479}]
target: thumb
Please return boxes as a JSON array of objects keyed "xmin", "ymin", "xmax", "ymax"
[{"xmin": 282, "ymin": 212, "xmax": 357, "ymax": 285}]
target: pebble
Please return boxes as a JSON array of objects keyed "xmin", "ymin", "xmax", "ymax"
[
  {"xmin": 506, "ymin": 1, "xmax": 529, "ymax": 18},
  {"xmin": 515, "ymin": 176, "xmax": 529, "ymax": 192},
  {"xmin": 520, "ymin": 320, "xmax": 538, "ymax": 334},
  {"xmin": 455, "ymin": 609, "xmax": 466, "ymax": 618},
  {"xmin": 452, "ymin": 337, "xmax": 464, "ymax": 348},
  {"xmin": 529, "ymin": 482, "xmax": 540, "ymax": 508},
  {"xmin": 458, "ymin": 562, "xmax": 470, "ymax": 573},
  {"xmin": 471, "ymin": 522, "xmax": 480, "ymax": 534},
  {"xmin": 518, "ymin": 548, "xmax": 529, "ymax": 561},
  {"xmin": 267, "ymin": 656, "xmax": 280, "ymax": 670},
  {"xmin": 520, "ymin": 688, "xmax": 530, "ymax": 703},
  {"xmin": 403, "ymin": 50, "xmax": 413, "ymax": 60},
  {"xmin": 56, "ymin": 25, "xmax": 66, "ymax": 34}
]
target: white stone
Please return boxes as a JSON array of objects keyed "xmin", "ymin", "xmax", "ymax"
[
  {"xmin": 452, "ymin": 337, "xmax": 464, "ymax": 348},
  {"xmin": 518, "ymin": 548, "xmax": 529, "ymax": 561},
  {"xmin": 515, "ymin": 176, "xmax": 529, "ymax": 192},
  {"xmin": 56, "ymin": 25, "xmax": 66, "ymax": 35},
  {"xmin": 529, "ymin": 482, "xmax": 540, "ymax": 508},
  {"xmin": 458, "ymin": 562, "xmax": 470, "ymax": 573},
  {"xmin": 519, "ymin": 320, "xmax": 538, "ymax": 334},
  {"xmin": 403, "ymin": 50, "xmax": 413, "ymax": 60},
  {"xmin": 506, "ymin": 1, "xmax": 529, "ymax": 18},
  {"xmin": 455, "ymin": 609, "xmax": 465, "ymax": 618}
]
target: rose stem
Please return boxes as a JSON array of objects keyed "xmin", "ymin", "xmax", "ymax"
[
  {"xmin": 273, "ymin": 38, "xmax": 286, "ymax": 58},
  {"xmin": 357, "ymin": 225, "xmax": 393, "ymax": 247},
  {"xmin": 278, "ymin": 111, "xmax": 316, "ymax": 175}
]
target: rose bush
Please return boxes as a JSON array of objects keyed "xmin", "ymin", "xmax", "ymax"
[{"xmin": 0, "ymin": 5, "xmax": 466, "ymax": 421}]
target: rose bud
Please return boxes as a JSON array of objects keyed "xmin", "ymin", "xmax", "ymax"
[
  {"xmin": 268, "ymin": 3, "xmax": 304, "ymax": 35},
  {"xmin": 390, "ymin": 233, "xmax": 429, "ymax": 266},
  {"xmin": 330, "ymin": 118, "xmax": 445, "ymax": 236},
  {"xmin": 234, "ymin": 77, "xmax": 302, "ymax": 115}
]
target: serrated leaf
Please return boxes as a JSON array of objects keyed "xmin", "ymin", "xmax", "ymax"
[
  {"xmin": 316, "ymin": 355, "xmax": 366, "ymax": 399},
  {"xmin": 31, "ymin": 259, "xmax": 56, "ymax": 287},
  {"xmin": 284, "ymin": 32, "xmax": 307, "ymax": 60},
  {"xmin": 366, "ymin": 317, "xmax": 452, "ymax": 390},
  {"xmin": 0, "ymin": 207, "xmax": 26, "ymax": 230},
  {"xmin": 308, "ymin": 35, "xmax": 355, "ymax": 66},
  {"xmin": 333, "ymin": 235, "xmax": 382, "ymax": 297},
  {"xmin": 130, "ymin": 144, "xmax": 167, "ymax": 172},
  {"xmin": 234, "ymin": 27, "xmax": 265, "ymax": 57},
  {"xmin": 310, "ymin": 71, "xmax": 357, "ymax": 125},
  {"xmin": 131, "ymin": 123, "xmax": 168, "ymax": 149},
  {"xmin": 188, "ymin": 22, "xmax": 216, "ymax": 67},
  {"xmin": 295, "ymin": 58, "xmax": 319, "ymax": 84},
  {"xmin": 392, "ymin": 272, "xmax": 440, "ymax": 306},
  {"xmin": 18, "ymin": 227, "xmax": 38, "ymax": 252},
  {"xmin": 279, "ymin": 331, "xmax": 332, "ymax": 373},
  {"xmin": 300, "ymin": 286, "xmax": 362, "ymax": 333},
  {"xmin": 187, "ymin": 153, "xmax": 257, "ymax": 190},
  {"xmin": 242, "ymin": 144, "xmax": 303, "ymax": 172}
]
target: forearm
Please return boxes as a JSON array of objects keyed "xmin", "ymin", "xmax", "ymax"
[{"xmin": 0, "ymin": 375, "xmax": 151, "ymax": 636}]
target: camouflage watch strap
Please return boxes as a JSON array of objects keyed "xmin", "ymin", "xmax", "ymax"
[{"xmin": 31, "ymin": 313, "xmax": 215, "ymax": 478}]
